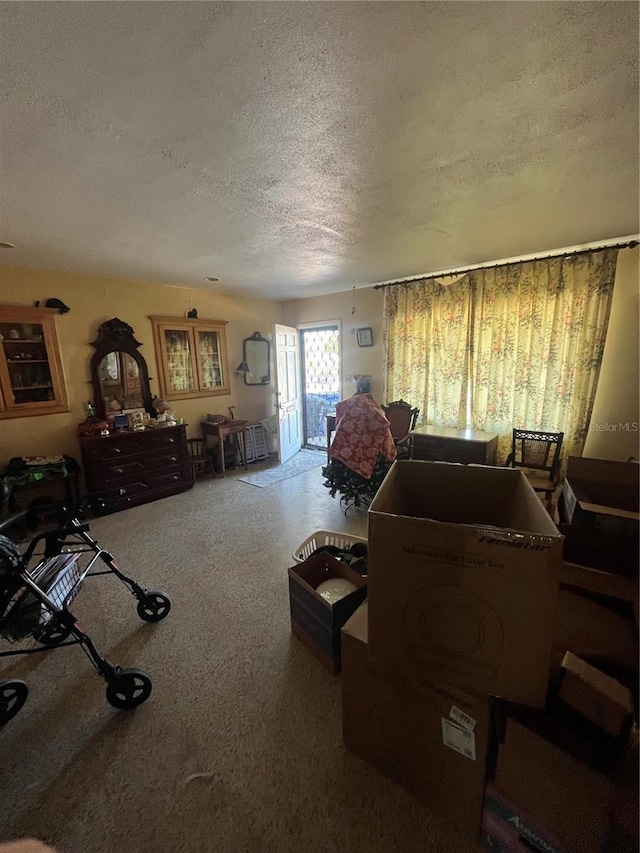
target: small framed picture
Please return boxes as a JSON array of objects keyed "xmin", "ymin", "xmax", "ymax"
[{"xmin": 356, "ymin": 327, "xmax": 374, "ymax": 347}]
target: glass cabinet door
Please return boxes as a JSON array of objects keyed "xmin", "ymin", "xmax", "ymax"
[
  {"xmin": 160, "ymin": 326, "xmax": 198, "ymax": 395},
  {"xmin": 0, "ymin": 307, "xmax": 69, "ymax": 418},
  {"xmin": 196, "ymin": 328, "xmax": 225, "ymax": 391},
  {"xmin": 151, "ymin": 316, "xmax": 230, "ymax": 401}
]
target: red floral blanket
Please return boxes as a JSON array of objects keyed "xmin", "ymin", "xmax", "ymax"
[{"xmin": 328, "ymin": 394, "xmax": 397, "ymax": 479}]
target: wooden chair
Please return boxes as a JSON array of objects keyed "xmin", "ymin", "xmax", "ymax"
[
  {"xmin": 186, "ymin": 438, "xmax": 215, "ymax": 481},
  {"xmin": 507, "ymin": 428, "xmax": 564, "ymax": 500},
  {"xmin": 382, "ymin": 400, "xmax": 420, "ymax": 444}
]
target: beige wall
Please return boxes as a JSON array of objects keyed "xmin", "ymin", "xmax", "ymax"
[
  {"xmin": 284, "ymin": 252, "xmax": 640, "ymax": 462},
  {"xmin": 0, "ymin": 265, "xmax": 283, "ymax": 465},
  {"xmin": 283, "ymin": 287, "xmax": 385, "ymax": 400},
  {"xmin": 584, "ymin": 246, "xmax": 640, "ymax": 461},
  {"xmin": 2, "ymin": 248, "xmax": 636, "ymax": 467}
]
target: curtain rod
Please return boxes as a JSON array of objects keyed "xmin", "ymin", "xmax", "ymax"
[{"xmin": 373, "ymin": 239, "xmax": 639, "ymax": 290}]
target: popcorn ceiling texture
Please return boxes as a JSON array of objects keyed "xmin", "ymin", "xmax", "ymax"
[{"xmin": 0, "ymin": 2, "xmax": 638, "ymax": 299}]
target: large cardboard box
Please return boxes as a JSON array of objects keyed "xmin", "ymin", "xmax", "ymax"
[
  {"xmin": 554, "ymin": 588, "xmax": 639, "ymax": 673},
  {"xmin": 559, "ymin": 521, "xmax": 639, "ymax": 579},
  {"xmin": 494, "ymin": 716, "xmax": 616, "ymax": 853},
  {"xmin": 342, "ymin": 602, "xmax": 492, "ymax": 840},
  {"xmin": 562, "ymin": 457, "xmax": 639, "ymax": 535},
  {"xmin": 558, "ymin": 652, "xmax": 634, "ymax": 738},
  {"xmin": 560, "ymin": 560, "xmax": 638, "ymax": 605},
  {"xmin": 288, "ymin": 551, "xmax": 367, "ymax": 674},
  {"xmin": 482, "ymin": 783, "xmax": 571, "ymax": 853},
  {"xmin": 367, "ymin": 461, "xmax": 563, "ymax": 706}
]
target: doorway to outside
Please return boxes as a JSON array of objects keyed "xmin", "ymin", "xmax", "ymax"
[{"xmin": 300, "ymin": 325, "xmax": 340, "ymax": 451}]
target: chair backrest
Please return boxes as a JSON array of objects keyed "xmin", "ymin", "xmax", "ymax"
[
  {"xmin": 382, "ymin": 400, "xmax": 420, "ymax": 442},
  {"xmin": 511, "ymin": 429, "xmax": 564, "ymax": 479},
  {"xmin": 186, "ymin": 438, "xmax": 207, "ymax": 460}
]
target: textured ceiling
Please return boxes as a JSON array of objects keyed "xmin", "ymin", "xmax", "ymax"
[{"xmin": 1, "ymin": 2, "xmax": 638, "ymax": 300}]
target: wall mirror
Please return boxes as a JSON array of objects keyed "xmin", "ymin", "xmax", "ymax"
[
  {"xmin": 243, "ymin": 331, "xmax": 270, "ymax": 385},
  {"xmin": 90, "ymin": 318, "xmax": 154, "ymax": 419}
]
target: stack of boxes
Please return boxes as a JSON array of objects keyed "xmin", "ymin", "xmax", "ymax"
[{"xmin": 339, "ymin": 460, "xmax": 638, "ymax": 849}]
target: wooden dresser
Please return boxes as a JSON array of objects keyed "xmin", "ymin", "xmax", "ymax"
[
  {"xmin": 79, "ymin": 424, "xmax": 192, "ymax": 514},
  {"xmin": 409, "ymin": 426, "xmax": 498, "ymax": 465}
]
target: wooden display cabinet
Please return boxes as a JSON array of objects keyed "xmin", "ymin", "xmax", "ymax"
[
  {"xmin": 0, "ymin": 305, "xmax": 69, "ymax": 419},
  {"xmin": 150, "ymin": 316, "xmax": 230, "ymax": 401}
]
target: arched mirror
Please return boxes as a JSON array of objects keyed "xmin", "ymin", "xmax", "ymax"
[
  {"xmin": 243, "ymin": 331, "xmax": 270, "ymax": 385},
  {"xmin": 90, "ymin": 318, "xmax": 154, "ymax": 419}
]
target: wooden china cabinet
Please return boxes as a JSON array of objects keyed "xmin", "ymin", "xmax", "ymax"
[
  {"xmin": 150, "ymin": 316, "xmax": 230, "ymax": 401},
  {"xmin": 0, "ymin": 305, "xmax": 69, "ymax": 419}
]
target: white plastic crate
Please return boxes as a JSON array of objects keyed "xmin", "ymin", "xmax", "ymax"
[{"xmin": 292, "ymin": 529, "xmax": 367, "ymax": 564}]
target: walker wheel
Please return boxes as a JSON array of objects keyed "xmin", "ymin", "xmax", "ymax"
[
  {"xmin": 36, "ymin": 621, "xmax": 72, "ymax": 646},
  {"xmin": 0, "ymin": 679, "xmax": 28, "ymax": 725},
  {"xmin": 137, "ymin": 591, "xmax": 171, "ymax": 622},
  {"xmin": 106, "ymin": 668, "xmax": 152, "ymax": 710}
]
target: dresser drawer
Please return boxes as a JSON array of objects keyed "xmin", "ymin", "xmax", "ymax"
[
  {"xmin": 79, "ymin": 424, "xmax": 192, "ymax": 514},
  {"xmin": 100, "ymin": 465, "xmax": 188, "ymax": 498},
  {"xmin": 100, "ymin": 448, "xmax": 183, "ymax": 481}
]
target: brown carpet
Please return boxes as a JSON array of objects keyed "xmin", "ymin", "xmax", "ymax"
[{"xmin": 0, "ymin": 461, "xmax": 481, "ymax": 853}]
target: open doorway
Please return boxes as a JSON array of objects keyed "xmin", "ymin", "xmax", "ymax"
[{"xmin": 299, "ymin": 325, "xmax": 340, "ymax": 451}]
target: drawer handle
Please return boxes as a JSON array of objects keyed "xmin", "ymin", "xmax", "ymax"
[
  {"xmin": 170, "ymin": 456, "xmax": 178, "ymax": 463},
  {"xmin": 119, "ymin": 488, "xmax": 127, "ymax": 496},
  {"xmin": 113, "ymin": 448, "xmax": 121, "ymax": 454},
  {"xmin": 113, "ymin": 468, "xmax": 124, "ymax": 475}
]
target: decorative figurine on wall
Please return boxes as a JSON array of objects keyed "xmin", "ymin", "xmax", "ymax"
[
  {"xmin": 35, "ymin": 298, "xmax": 71, "ymax": 314},
  {"xmin": 186, "ymin": 308, "xmax": 198, "ymax": 319}
]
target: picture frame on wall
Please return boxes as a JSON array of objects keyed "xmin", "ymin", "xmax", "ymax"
[{"xmin": 356, "ymin": 327, "xmax": 374, "ymax": 347}]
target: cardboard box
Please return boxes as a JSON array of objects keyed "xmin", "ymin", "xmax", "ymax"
[
  {"xmin": 341, "ymin": 602, "xmax": 492, "ymax": 840},
  {"xmin": 562, "ymin": 457, "xmax": 639, "ymax": 536},
  {"xmin": 559, "ymin": 521, "xmax": 638, "ymax": 580},
  {"xmin": 367, "ymin": 461, "xmax": 563, "ymax": 706},
  {"xmin": 482, "ymin": 783, "xmax": 571, "ymax": 853},
  {"xmin": 494, "ymin": 716, "xmax": 616, "ymax": 853},
  {"xmin": 610, "ymin": 727, "xmax": 639, "ymax": 846},
  {"xmin": 288, "ymin": 551, "xmax": 367, "ymax": 674},
  {"xmin": 554, "ymin": 588, "xmax": 638, "ymax": 673},
  {"xmin": 560, "ymin": 560, "xmax": 638, "ymax": 605},
  {"xmin": 558, "ymin": 652, "xmax": 634, "ymax": 738}
]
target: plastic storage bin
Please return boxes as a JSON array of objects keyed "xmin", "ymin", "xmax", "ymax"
[{"xmin": 292, "ymin": 530, "xmax": 367, "ymax": 564}]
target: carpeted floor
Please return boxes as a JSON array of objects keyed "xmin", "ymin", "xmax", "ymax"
[{"xmin": 0, "ymin": 462, "xmax": 481, "ymax": 853}]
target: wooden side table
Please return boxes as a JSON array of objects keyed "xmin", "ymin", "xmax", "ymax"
[
  {"xmin": 200, "ymin": 420, "xmax": 249, "ymax": 477},
  {"xmin": 408, "ymin": 426, "xmax": 498, "ymax": 465}
]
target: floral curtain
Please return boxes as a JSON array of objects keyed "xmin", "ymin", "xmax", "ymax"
[
  {"xmin": 384, "ymin": 249, "xmax": 618, "ymax": 462},
  {"xmin": 469, "ymin": 250, "xmax": 618, "ymax": 461},
  {"xmin": 384, "ymin": 278, "xmax": 471, "ymax": 428}
]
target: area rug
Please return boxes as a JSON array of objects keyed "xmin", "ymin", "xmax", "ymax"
[{"xmin": 238, "ymin": 449, "xmax": 325, "ymax": 488}]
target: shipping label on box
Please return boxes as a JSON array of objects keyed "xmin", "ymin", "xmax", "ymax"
[
  {"xmin": 441, "ymin": 718, "xmax": 476, "ymax": 760},
  {"xmin": 342, "ymin": 602, "xmax": 492, "ymax": 840},
  {"xmin": 367, "ymin": 463, "xmax": 562, "ymax": 706}
]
